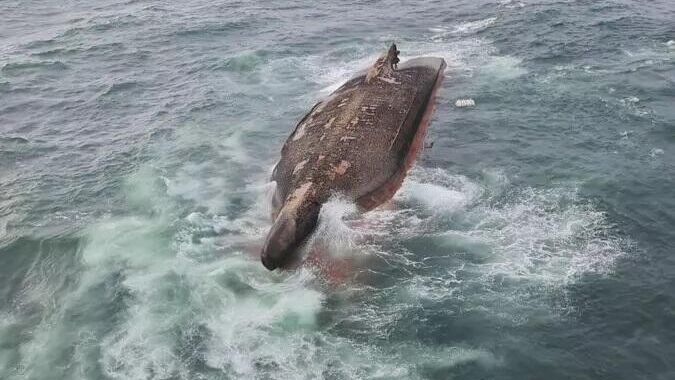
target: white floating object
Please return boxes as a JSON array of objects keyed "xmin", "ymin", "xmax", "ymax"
[
  {"xmin": 650, "ymin": 148, "xmax": 664, "ymax": 157},
  {"xmin": 455, "ymin": 98, "xmax": 475, "ymax": 107}
]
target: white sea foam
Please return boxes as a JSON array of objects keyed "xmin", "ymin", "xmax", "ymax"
[
  {"xmin": 650, "ymin": 148, "xmax": 664, "ymax": 157},
  {"xmin": 619, "ymin": 95, "xmax": 649, "ymax": 117},
  {"xmin": 88, "ymin": 165, "xmax": 521, "ymax": 378},
  {"xmin": 498, "ymin": 0, "xmax": 526, "ymax": 8},
  {"xmin": 474, "ymin": 188, "xmax": 624, "ymax": 281},
  {"xmin": 456, "ymin": 17, "xmax": 497, "ymax": 33},
  {"xmin": 400, "ymin": 179, "xmax": 480, "ymax": 213},
  {"xmin": 429, "ymin": 17, "xmax": 497, "ymax": 41},
  {"xmin": 11, "ymin": 153, "xmax": 631, "ymax": 380},
  {"xmin": 287, "ymin": 30, "xmax": 526, "ymax": 99},
  {"xmin": 478, "ymin": 55, "xmax": 527, "ymax": 81},
  {"xmin": 309, "ymin": 196, "xmax": 362, "ymax": 253},
  {"xmin": 300, "ymin": 52, "xmax": 379, "ymax": 95},
  {"xmin": 398, "ymin": 168, "xmax": 483, "ymax": 210},
  {"xmin": 335, "ymin": 168, "xmax": 630, "ymax": 323}
]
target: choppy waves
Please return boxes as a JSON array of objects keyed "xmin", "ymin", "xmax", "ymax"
[
  {"xmin": 12, "ymin": 166, "xmax": 626, "ymax": 379},
  {"xmin": 1, "ymin": 132, "xmax": 632, "ymax": 379},
  {"xmin": 3, "ymin": 0, "xmax": 670, "ymax": 378}
]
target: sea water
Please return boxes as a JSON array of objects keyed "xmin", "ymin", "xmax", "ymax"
[{"xmin": 1, "ymin": 0, "xmax": 674, "ymax": 379}]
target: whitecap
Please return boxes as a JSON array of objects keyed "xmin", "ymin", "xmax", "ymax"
[
  {"xmin": 284, "ymin": 35, "xmax": 525, "ymax": 99},
  {"xmin": 650, "ymin": 148, "xmax": 664, "ymax": 157},
  {"xmin": 397, "ymin": 167, "xmax": 483, "ymax": 213},
  {"xmin": 452, "ymin": 17, "xmax": 497, "ymax": 34},
  {"xmin": 429, "ymin": 17, "xmax": 497, "ymax": 41},
  {"xmin": 308, "ymin": 195, "xmax": 362, "ymax": 254},
  {"xmin": 348, "ymin": 168, "xmax": 631, "ymax": 323},
  {"xmin": 478, "ymin": 55, "xmax": 527, "ymax": 81}
]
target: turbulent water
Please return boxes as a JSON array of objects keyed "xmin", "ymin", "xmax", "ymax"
[{"xmin": 1, "ymin": 0, "xmax": 674, "ymax": 379}]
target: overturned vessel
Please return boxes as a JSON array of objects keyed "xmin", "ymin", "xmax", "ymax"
[{"xmin": 262, "ymin": 44, "xmax": 446, "ymax": 270}]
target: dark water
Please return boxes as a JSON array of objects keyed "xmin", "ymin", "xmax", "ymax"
[{"xmin": 1, "ymin": 0, "xmax": 674, "ymax": 379}]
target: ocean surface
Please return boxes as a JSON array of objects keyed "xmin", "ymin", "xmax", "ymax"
[{"xmin": 1, "ymin": 0, "xmax": 674, "ymax": 379}]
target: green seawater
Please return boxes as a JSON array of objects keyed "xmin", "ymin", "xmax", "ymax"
[{"xmin": 1, "ymin": 0, "xmax": 674, "ymax": 379}]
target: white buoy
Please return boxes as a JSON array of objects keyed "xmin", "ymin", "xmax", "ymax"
[{"xmin": 455, "ymin": 98, "xmax": 475, "ymax": 107}]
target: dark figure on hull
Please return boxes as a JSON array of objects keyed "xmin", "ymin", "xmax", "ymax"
[
  {"xmin": 261, "ymin": 44, "xmax": 446, "ymax": 270},
  {"xmin": 390, "ymin": 43, "xmax": 400, "ymax": 69}
]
